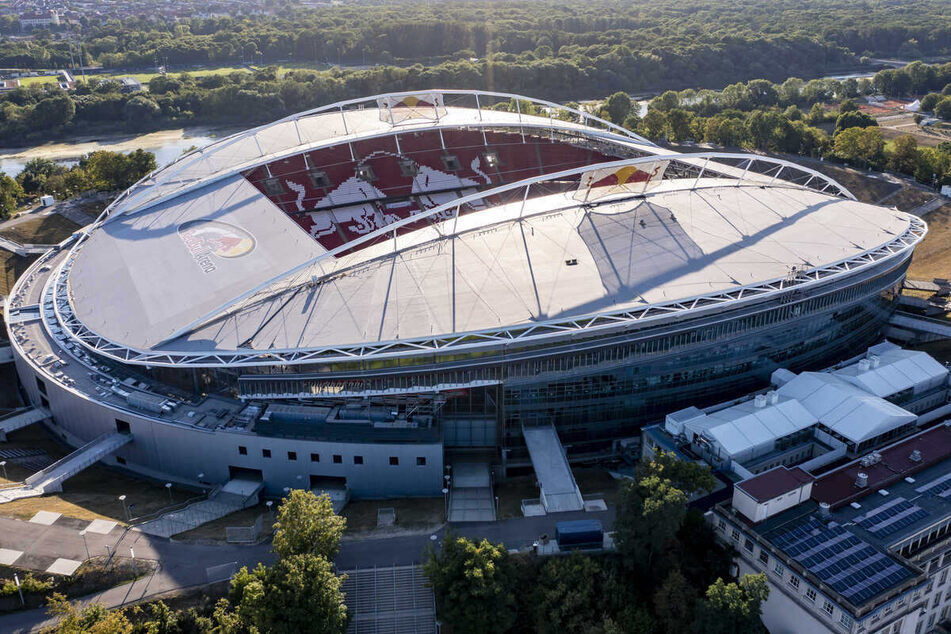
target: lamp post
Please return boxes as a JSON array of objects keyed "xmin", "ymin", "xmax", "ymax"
[
  {"xmin": 266, "ymin": 500, "xmax": 273, "ymax": 518},
  {"xmin": 0, "ymin": 460, "xmax": 7, "ymax": 480},
  {"xmin": 118, "ymin": 494, "xmax": 129, "ymax": 521},
  {"xmin": 130, "ymin": 546, "xmax": 136, "ymax": 575},
  {"xmin": 79, "ymin": 529, "xmax": 89, "ymax": 561},
  {"xmin": 441, "ymin": 487, "xmax": 449, "ymax": 520},
  {"xmin": 165, "ymin": 482, "xmax": 173, "ymax": 504}
]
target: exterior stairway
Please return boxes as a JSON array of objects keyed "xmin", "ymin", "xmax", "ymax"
[{"xmin": 447, "ymin": 462, "xmax": 496, "ymax": 522}]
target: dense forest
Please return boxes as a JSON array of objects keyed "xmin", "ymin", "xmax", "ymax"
[{"xmin": 3, "ymin": 0, "xmax": 951, "ymax": 85}]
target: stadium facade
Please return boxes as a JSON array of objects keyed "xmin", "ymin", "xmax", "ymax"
[{"xmin": 5, "ymin": 91, "xmax": 926, "ymax": 497}]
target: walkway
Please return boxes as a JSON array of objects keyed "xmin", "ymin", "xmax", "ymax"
[
  {"xmin": 447, "ymin": 463, "xmax": 495, "ymax": 523},
  {"xmin": 137, "ymin": 479, "xmax": 263, "ymax": 538},
  {"xmin": 0, "ymin": 432, "xmax": 133, "ymax": 503},
  {"xmin": 890, "ymin": 312, "xmax": 951, "ymax": 339},
  {"xmin": 0, "ymin": 407, "xmax": 49, "ymax": 441},
  {"xmin": 0, "ymin": 503, "xmax": 614, "ymax": 633},
  {"xmin": 523, "ymin": 425, "xmax": 584, "ymax": 513}
]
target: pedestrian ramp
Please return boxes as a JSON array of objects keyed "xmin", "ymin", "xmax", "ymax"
[
  {"xmin": 340, "ymin": 564, "xmax": 436, "ymax": 634},
  {"xmin": 26, "ymin": 432, "xmax": 132, "ymax": 493},
  {"xmin": 137, "ymin": 478, "xmax": 263, "ymax": 538},
  {"xmin": 522, "ymin": 425, "xmax": 584, "ymax": 513},
  {"xmin": 0, "ymin": 431, "xmax": 133, "ymax": 503},
  {"xmin": 447, "ymin": 462, "xmax": 495, "ymax": 522},
  {"xmin": 0, "ymin": 407, "xmax": 49, "ymax": 441}
]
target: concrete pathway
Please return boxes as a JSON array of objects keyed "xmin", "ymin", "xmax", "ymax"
[{"xmin": 0, "ymin": 505, "xmax": 615, "ymax": 632}]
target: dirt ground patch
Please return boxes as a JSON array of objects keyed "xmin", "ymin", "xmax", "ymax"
[
  {"xmin": 342, "ymin": 497, "xmax": 443, "ymax": 533},
  {"xmin": 176, "ymin": 504, "xmax": 272, "ymax": 542},
  {"xmin": 886, "ymin": 187, "xmax": 937, "ymax": 213},
  {"xmin": 0, "ymin": 214, "xmax": 80, "ymax": 245},
  {"xmin": 0, "ymin": 426, "xmax": 196, "ymax": 523},
  {"xmin": 805, "ymin": 162, "xmax": 899, "ymax": 203},
  {"xmin": 907, "ymin": 202, "xmax": 951, "ymax": 281}
]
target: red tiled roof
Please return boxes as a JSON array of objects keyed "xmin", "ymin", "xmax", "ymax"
[
  {"xmin": 811, "ymin": 425, "xmax": 951, "ymax": 508},
  {"xmin": 736, "ymin": 466, "xmax": 813, "ymax": 502}
]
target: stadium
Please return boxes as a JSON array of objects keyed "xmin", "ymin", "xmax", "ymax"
[{"xmin": 5, "ymin": 90, "xmax": 927, "ymax": 503}]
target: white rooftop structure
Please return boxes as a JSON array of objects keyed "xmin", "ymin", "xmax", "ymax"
[
  {"xmin": 833, "ymin": 341, "xmax": 948, "ymax": 398},
  {"xmin": 777, "ymin": 373, "xmax": 917, "ymax": 445},
  {"xmin": 670, "ymin": 392, "xmax": 818, "ymax": 463}
]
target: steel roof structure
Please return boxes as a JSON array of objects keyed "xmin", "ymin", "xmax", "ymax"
[{"xmin": 42, "ymin": 91, "xmax": 925, "ymax": 369}]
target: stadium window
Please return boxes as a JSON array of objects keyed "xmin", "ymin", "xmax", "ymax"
[
  {"xmin": 743, "ymin": 537, "xmax": 754, "ymax": 553},
  {"xmin": 287, "ymin": 451, "xmax": 297, "ymax": 461},
  {"xmin": 442, "ymin": 155, "xmax": 461, "ymax": 171},
  {"xmin": 399, "ymin": 159, "xmax": 418, "ymax": 177},
  {"xmin": 262, "ymin": 449, "xmax": 271, "ymax": 458},
  {"xmin": 839, "ymin": 613, "xmax": 853, "ymax": 629},
  {"xmin": 36, "ymin": 377, "xmax": 47, "ymax": 395},
  {"xmin": 356, "ymin": 165, "xmax": 376, "ymax": 181},
  {"xmin": 416, "ymin": 457, "xmax": 426, "ymax": 466},
  {"xmin": 730, "ymin": 528, "xmax": 740, "ymax": 542},
  {"xmin": 759, "ymin": 551, "xmax": 769, "ymax": 565},
  {"xmin": 116, "ymin": 456, "xmax": 126, "ymax": 465},
  {"xmin": 773, "ymin": 561, "xmax": 784, "ymax": 576},
  {"xmin": 310, "ymin": 453, "xmax": 319, "ymax": 463},
  {"xmin": 389, "ymin": 456, "xmax": 399, "ymax": 466},
  {"xmin": 308, "ymin": 170, "xmax": 331, "ymax": 189},
  {"xmin": 806, "ymin": 588, "xmax": 817, "ymax": 603},
  {"xmin": 115, "ymin": 419, "xmax": 131, "ymax": 434},
  {"xmin": 238, "ymin": 446, "xmax": 247, "ymax": 455},
  {"xmin": 717, "ymin": 518, "xmax": 726, "ymax": 532},
  {"xmin": 333, "ymin": 454, "xmax": 342, "ymax": 464},
  {"xmin": 40, "ymin": 396, "xmax": 49, "ymax": 409},
  {"xmin": 354, "ymin": 455, "xmax": 364, "ymax": 465},
  {"xmin": 263, "ymin": 177, "xmax": 284, "ymax": 196},
  {"xmin": 822, "ymin": 600, "xmax": 834, "ymax": 616},
  {"xmin": 788, "ymin": 575, "xmax": 800, "ymax": 590}
]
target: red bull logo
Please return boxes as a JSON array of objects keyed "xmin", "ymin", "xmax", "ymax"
[{"xmin": 178, "ymin": 220, "xmax": 255, "ymax": 274}]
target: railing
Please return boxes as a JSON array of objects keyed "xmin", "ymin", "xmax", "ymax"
[{"xmin": 24, "ymin": 432, "xmax": 116, "ymax": 487}]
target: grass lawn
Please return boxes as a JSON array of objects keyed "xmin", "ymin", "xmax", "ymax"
[
  {"xmin": 0, "ymin": 213, "xmax": 81, "ymax": 245},
  {"xmin": 176, "ymin": 504, "xmax": 272, "ymax": 542},
  {"xmin": 16, "ymin": 75, "xmax": 59, "ymax": 87},
  {"xmin": 341, "ymin": 496, "xmax": 443, "ymax": 533},
  {"xmin": 0, "ymin": 251, "xmax": 37, "ymax": 296},
  {"xmin": 907, "ymin": 202, "xmax": 951, "ymax": 281},
  {"xmin": 0, "ymin": 426, "xmax": 196, "ymax": 523}
]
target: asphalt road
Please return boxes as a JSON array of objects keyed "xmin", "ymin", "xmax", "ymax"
[{"xmin": 0, "ymin": 507, "xmax": 615, "ymax": 632}]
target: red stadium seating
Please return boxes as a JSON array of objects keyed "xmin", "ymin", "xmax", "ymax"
[{"xmin": 243, "ymin": 128, "xmax": 623, "ymax": 255}]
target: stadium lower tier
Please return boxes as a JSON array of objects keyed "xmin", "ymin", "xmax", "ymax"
[{"xmin": 11, "ymin": 248, "xmax": 908, "ymax": 498}]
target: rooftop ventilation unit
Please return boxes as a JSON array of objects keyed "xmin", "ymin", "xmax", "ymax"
[
  {"xmin": 767, "ymin": 390, "xmax": 779, "ymax": 405},
  {"xmin": 819, "ymin": 502, "xmax": 831, "ymax": 518},
  {"xmin": 855, "ymin": 472, "xmax": 868, "ymax": 488},
  {"xmin": 754, "ymin": 394, "xmax": 768, "ymax": 408},
  {"xmin": 909, "ymin": 450, "xmax": 922, "ymax": 463}
]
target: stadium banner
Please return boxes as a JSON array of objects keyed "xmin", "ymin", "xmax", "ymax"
[
  {"xmin": 573, "ymin": 161, "xmax": 668, "ymax": 202},
  {"xmin": 377, "ymin": 93, "xmax": 446, "ymax": 124}
]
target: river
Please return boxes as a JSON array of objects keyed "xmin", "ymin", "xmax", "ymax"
[{"xmin": 0, "ymin": 126, "xmax": 240, "ymax": 176}]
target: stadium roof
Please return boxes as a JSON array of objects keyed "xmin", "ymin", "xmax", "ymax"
[
  {"xmin": 67, "ymin": 176, "xmax": 913, "ymax": 356},
  {"xmin": 53, "ymin": 92, "xmax": 924, "ymax": 367}
]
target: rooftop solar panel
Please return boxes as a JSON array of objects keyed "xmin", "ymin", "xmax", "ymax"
[{"xmin": 765, "ymin": 515, "xmax": 916, "ymax": 605}]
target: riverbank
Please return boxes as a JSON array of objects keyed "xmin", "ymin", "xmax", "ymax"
[{"xmin": 0, "ymin": 125, "xmax": 241, "ymax": 175}]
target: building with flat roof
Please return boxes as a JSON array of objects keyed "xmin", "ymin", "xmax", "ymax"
[{"xmin": 712, "ymin": 424, "xmax": 951, "ymax": 634}]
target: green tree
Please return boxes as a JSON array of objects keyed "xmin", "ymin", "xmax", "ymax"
[
  {"xmin": 887, "ymin": 135, "xmax": 920, "ymax": 175},
  {"xmin": 534, "ymin": 554, "xmax": 605, "ymax": 634},
  {"xmin": 272, "ymin": 489, "xmax": 346, "ymax": 560},
  {"xmin": 639, "ymin": 109, "xmax": 667, "ymax": 141},
  {"xmin": 614, "ymin": 471, "xmax": 688, "ymax": 574},
  {"xmin": 666, "ymin": 108, "xmax": 693, "ymax": 142},
  {"xmin": 80, "ymin": 149, "xmax": 157, "ymax": 191},
  {"xmin": 694, "ymin": 574, "xmax": 770, "ymax": 634},
  {"xmin": 16, "ymin": 157, "xmax": 64, "ymax": 195},
  {"xmin": 834, "ymin": 109, "xmax": 876, "ymax": 135},
  {"xmin": 834, "ymin": 126, "xmax": 884, "ymax": 168},
  {"xmin": 653, "ymin": 567, "xmax": 698, "ymax": 634},
  {"xmin": 920, "ymin": 93, "xmax": 942, "ymax": 112},
  {"xmin": 639, "ymin": 451, "xmax": 716, "ymax": 497},
  {"xmin": 807, "ymin": 102, "xmax": 826, "ymax": 124},
  {"xmin": 424, "ymin": 536, "xmax": 517, "ymax": 634},
  {"xmin": 123, "ymin": 95, "xmax": 161, "ymax": 128},
  {"xmin": 229, "ymin": 554, "xmax": 347, "ymax": 634},
  {"xmin": 29, "ymin": 94, "xmax": 75, "ymax": 129},
  {"xmin": 45, "ymin": 593, "xmax": 133, "ymax": 633},
  {"xmin": 936, "ymin": 97, "xmax": 951, "ymax": 121},
  {"xmin": 603, "ymin": 91, "xmax": 632, "ymax": 125},
  {"xmin": 0, "ymin": 172, "xmax": 24, "ymax": 217}
]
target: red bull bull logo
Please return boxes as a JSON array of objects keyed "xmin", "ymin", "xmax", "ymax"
[{"xmin": 178, "ymin": 220, "xmax": 255, "ymax": 274}]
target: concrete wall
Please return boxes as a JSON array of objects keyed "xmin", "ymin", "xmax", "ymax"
[{"xmin": 15, "ymin": 354, "xmax": 444, "ymax": 499}]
